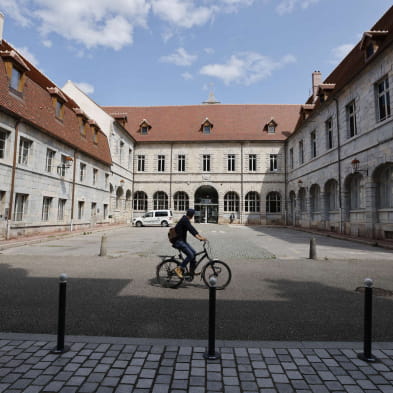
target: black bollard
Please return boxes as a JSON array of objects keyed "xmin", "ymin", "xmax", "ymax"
[
  {"xmin": 357, "ymin": 278, "xmax": 378, "ymax": 363},
  {"xmin": 51, "ymin": 274, "xmax": 70, "ymax": 354},
  {"xmin": 309, "ymin": 237, "xmax": 317, "ymax": 259},
  {"xmin": 204, "ymin": 276, "xmax": 220, "ymax": 360}
]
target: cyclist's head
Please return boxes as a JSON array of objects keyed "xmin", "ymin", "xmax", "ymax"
[{"xmin": 186, "ymin": 208, "xmax": 195, "ymax": 218}]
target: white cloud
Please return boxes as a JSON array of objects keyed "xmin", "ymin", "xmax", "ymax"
[
  {"xmin": 151, "ymin": 0, "xmax": 214, "ymax": 29},
  {"xmin": 3, "ymin": 0, "xmax": 257, "ymax": 50},
  {"xmin": 330, "ymin": 43, "xmax": 354, "ymax": 64},
  {"xmin": 42, "ymin": 39, "xmax": 52, "ymax": 48},
  {"xmin": 74, "ymin": 81, "xmax": 95, "ymax": 95},
  {"xmin": 15, "ymin": 46, "xmax": 39, "ymax": 66},
  {"xmin": 204, "ymin": 48, "xmax": 215, "ymax": 55},
  {"xmin": 160, "ymin": 47, "xmax": 197, "ymax": 66},
  {"xmin": 200, "ymin": 52, "xmax": 296, "ymax": 86},
  {"xmin": 0, "ymin": 0, "xmax": 31, "ymax": 27},
  {"xmin": 181, "ymin": 72, "xmax": 193, "ymax": 80},
  {"xmin": 276, "ymin": 0, "xmax": 319, "ymax": 15}
]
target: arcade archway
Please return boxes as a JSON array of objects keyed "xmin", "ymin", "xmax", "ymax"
[{"xmin": 194, "ymin": 185, "xmax": 219, "ymax": 223}]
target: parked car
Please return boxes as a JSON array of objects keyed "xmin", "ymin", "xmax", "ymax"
[{"xmin": 132, "ymin": 210, "xmax": 173, "ymax": 227}]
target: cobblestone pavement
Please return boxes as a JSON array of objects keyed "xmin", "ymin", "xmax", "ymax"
[{"xmin": 0, "ymin": 333, "xmax": 393, "ymax": 393}]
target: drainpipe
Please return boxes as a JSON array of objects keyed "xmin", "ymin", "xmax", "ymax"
[
  {"xmin": 169, "ymin": 143, "xmax": 173, "ymax": 209},
  {"xmin": 240, "ymin": 142, "xmax": 244, "ymax": 224},
  {"xmin": 284, "ymin": 141, "xmax": 288, "ymax": 225},
  {"xmin": 334, "ymin": 98, "xmax": 343, "ymax": 233},
  {"xmin": 6, "ymin": 117, "xmax": 21, "ymax": 239},
  {"xmin": 70, "ymin": 150, "xmax": 77, "ymax": 231}
]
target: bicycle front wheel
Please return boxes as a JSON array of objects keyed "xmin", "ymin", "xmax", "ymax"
[
  {"xmin": 202, "ymin": 260, "xmax": 232, "ymax": 290},
  {"xmin": 156, "ymin": 258, "xmax": 183, "ymax": 288}
]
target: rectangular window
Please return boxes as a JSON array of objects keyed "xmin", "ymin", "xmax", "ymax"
[
  {"xmin": 249, "ymin": 154, "xmax": 256, "ymax": 171},
  {"xmin": 46, "ymin": 149, "xmax": 55, "ymax": 173},
  {"xmin": 18, "ymin": 137, "xmax": 32, "ymax": 165},
  {"xmin": 80, "ymin": 119, "xmax": 86, "ymax": 136},
  {"xmin": 138, "ymin": 155, "xmax": 145, "ymax": 172},
  {"xmin": 326, "ymin": 118, "xmax": 334, "ymax": 150},
  {"xmin": 158, "ymin": 155, "xmax": 165, "ymax": 172},
  {"xmin": 55, "ymin": 100, "xmax": 64, "ymax": 120},
  {"xmin": 14, "ymin": 193, "xmax": 28, "ymax": 221},
  {"xmin": 203, "ymin": 125, "xmax": 211, "ymax": 134},
  {"xmin": 119, "ymin": 141, "xmax": 124, "ymax": 163},
  {"xmin": 80, "ymin": 163, "xmax": 86, "ymax": 182},
  {"xmin": 0, "ymin": 130, "xmax": 8, "ymax": 159},
  {"xmin": 227, "ymin": 154, "xmax": 235, "ymax": 171},
  {"xmin": 310, "ymin": 130, "xmax": 317, "ymax": 158},
  {"xmin": 269, "ymin": 154, "xmax": 278, "ymax": 171},
  {"xmin": 10, "ymin": 66, "xmax": 22, "ymax": 91},
  {"xmin": 376, "ymin": 77, "xmax": 391, "ymax": 122},
  {"xmin": 289, "ymin": 148, "xmax": 294, "ymax": 169},
  {"xmin": 42, "ymin": 197, "xmax": 52, "ymax": 221},
  {"xmin": 78, "ymin": 201, "xmax": 84, "ymax": 220},
  {"xmin": 178, "ymin": 154, "xmax": 185, "ymax": 172},
  {"xmin": 58, "ymin": 199, "xmax": 66, "ymax": 221},
  {"xmin": 93, "ymin": 168, "xmax": 98, "ymax": 185},
  {"xmin": 141, "ymin": 126, "xmax": 148, "ymax": 135},
  {"xmin": 128, "ymin": 149, "xmax": 132, "ymax": 170},
  {"xmin": 203, "ymin": 154, "xmax": 211, "ymax": 172},
  {"xmin": 57, "ymin": 155, "xmax": 67, "ymax": 177},
  {"xmin": 103, "ymin": 204, "xmax": 108, "ymax": 219},
  {"xmin": 91, "ymin": 202, "xmax": 97, "ymax": 217},
  {"xmin": 346, "ymin": 101, "xmax": 357, "ymax": 138},
  {"xmin": 299, "ymin": 140, "xmax": 304, "ymax": 164},
  {"xmin": 105, "ymin": 173, "xmax": 109, "ymax": 188}
]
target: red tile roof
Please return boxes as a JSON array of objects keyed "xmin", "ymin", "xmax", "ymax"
[
  {"xmin": 103, "ymin": 104, "xmax": 301, "ymax": 142},
  {"xmin": 0, "ymin": 40, "xmax": 112, "ymax": 166}
]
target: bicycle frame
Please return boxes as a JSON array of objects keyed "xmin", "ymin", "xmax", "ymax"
[{"xmin": 175, "ymin": 242, "xmax": 211, "ymax": 273}]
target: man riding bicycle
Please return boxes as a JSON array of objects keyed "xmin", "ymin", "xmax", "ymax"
[{"xmin": 172, "ymin": 209, "xmax": 207, "ymax": 279}]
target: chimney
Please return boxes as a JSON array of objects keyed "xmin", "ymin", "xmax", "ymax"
[
  {"xmin": 0, "ymin": 13, "xmax": 4, "ymax": 43},
  {"xmin": 312, "ymin": 71, "xmax": 322, "ymax": 102}
]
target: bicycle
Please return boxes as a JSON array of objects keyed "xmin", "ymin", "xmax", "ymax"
[{"xmin": 156, "ymin": 241, "xmax": 232, "ymax": 289}]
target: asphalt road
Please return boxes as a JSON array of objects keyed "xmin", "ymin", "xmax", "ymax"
[{"xmin": 1, "ymin": 225, "xmax": 393, "ymax": 341}]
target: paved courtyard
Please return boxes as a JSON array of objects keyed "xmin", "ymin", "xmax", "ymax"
[{"xmin": 0, "ymin": 225, "xmax": 392, "ymax": 341}]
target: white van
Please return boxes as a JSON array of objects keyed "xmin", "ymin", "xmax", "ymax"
[{"xmin": 132, "ymin": 210, "xmax": 173, "ymax": 227}]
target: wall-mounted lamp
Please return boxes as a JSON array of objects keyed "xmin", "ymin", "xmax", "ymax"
[
  {"xmin": 57, "ymin": 156, "xmax": 73, "ymax": 171},
  {"xmin": 297, "ymin": 179, "xmax": 303, "ymax": 184},
  {"xmin": 351, "ymin": 159, "xmax": 368, "ymax": 176}
]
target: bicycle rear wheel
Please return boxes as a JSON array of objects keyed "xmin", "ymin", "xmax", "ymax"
[
  {"xmin": 156, "ymin": 258, "xmax": 183, "ymax": 288},
  {"xmin": 202, "ymin": 260, "xmax": 232, "ymax": 290}
]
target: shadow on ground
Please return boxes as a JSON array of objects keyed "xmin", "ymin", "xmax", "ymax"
[{"xmin": 1, "ymin": 263, "xmax": 392, "ymax": 341}]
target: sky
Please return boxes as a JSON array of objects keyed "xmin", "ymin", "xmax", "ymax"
[{"xmin": 1, "ymin": 0, "xmax": 392, "ymax": 107}]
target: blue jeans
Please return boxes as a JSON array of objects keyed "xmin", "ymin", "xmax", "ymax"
[{"xmin": 174, "ymin": 240, "xmax": 196, "ymax": 271}]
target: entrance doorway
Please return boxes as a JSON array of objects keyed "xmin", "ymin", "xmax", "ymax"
[{"xmin": 194, "ymin": 186, "xmax": 219, "ymax": 223}]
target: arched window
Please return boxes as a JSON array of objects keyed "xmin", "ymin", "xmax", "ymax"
[
  {"xmin": 310, "ymin": 184, "xmax": 320, "ymax": 213},
  {"xmin": 325, "ymin": 180, "xmax": 338, "ymax": 211},
  {"xmin": 298, "ymin": 188, "xmax": 306, "ymax": 212},
  {"xmin": 348, "ymin": 174, "xmax": 363, "ymax": 209},
  {"xmin": 378, "ymin": 165, "xmax": 393, "ymax": 208},
  {"xmin": 224, "ymin": 192, "xmax": 239, "ymax": 212},
  {"xmin": 133, "ymin": 191, "xmax": 147, "ymax": 211},
  {"xmin": 125, "ymin": 190, "xmax": 132, "ymax": 209},
  {"xmin": 116, "ymin": 187, "xmax": 124, "ymax": 209},
  {"xmin": 245, "ymin": 191, "xmax": 260, "ymax": 212},
  {"xmin": 174, "ymin": 191, "xmax": 189, "ymax": 211},
  {"xmin": 153, "ymin": 191, "xmax": 168, "ymax": 210},
  {"xmin": 266, "ymin": 192, "xmax": 281, "ymax": 213}
]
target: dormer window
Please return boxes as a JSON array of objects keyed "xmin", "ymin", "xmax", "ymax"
[
  {"xmin": 360, "ymin": 30, "xmax": 388, "ymax": 61},
  {"xmin": 47, "ymin": 87, "xmax": 67, "ymax": 121},
  {"xmin": 139, "ymin": 119, "xmax": 151, "ymax": 135},
  {"xmin": 200, "ymin": 118, "xmax": 213, "ymax": 134},
  {"xmin": 111, "ymin": 113, "xmax": 128, "ymax": 128},
  {"xmin": 0, "ymin": 50, "xmax": 30, "ymax": 94},
  {"xmin": 266, "ymin": 118, "xmax": 277, "ymax": 133},
  {"xmin": 74, "ymin": 108, "xmax": 88, "ymax": 137},
  {"xmin": 88, "ymin": 119, "xmax": 99, "ymax": 144}
]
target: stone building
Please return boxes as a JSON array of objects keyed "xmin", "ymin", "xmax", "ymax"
[
  {"xmin": 0, "ymin": 38, "xmax": 112, "ymax": 239},
  {"xmin": 286, "ymin": 5, "xmax": 393, "ymax": 241},
  {"xmin": 102, "ymin": 104, "xmax": 300, "ymax": 224}
]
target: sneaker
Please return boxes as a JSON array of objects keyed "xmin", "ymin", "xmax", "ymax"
[{"xmin": 174, "ymin": 266, "xmax": 184, "ymax": 279}]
